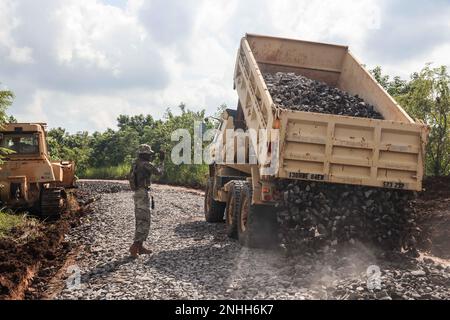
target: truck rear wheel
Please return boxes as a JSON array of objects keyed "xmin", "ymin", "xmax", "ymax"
[
  {"xmin": 225, "ymin": 181, "xmax": 245, "ymax": 239},
  {"xmin": 204, "ymin": 178, "xmax": 225, "ymax": 223},
  {"xmin": 237, "ymin": 183, "xmax": 278, "ymax": 248}
]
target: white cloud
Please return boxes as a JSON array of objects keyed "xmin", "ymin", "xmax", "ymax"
[
  {"xmin": 381, "ymin": 43, "xmax": 450, "ymax": 78},
  {"xmin": 0, "ymin": 0, "xmax": 34, "ymax": 64},
  {"xmin": 1, "ymin": 0, "xmax": 449, "ymax": 132},
  {"xmin": 54, "ymin": 0, "xmax": 145, "ymax": 75}
]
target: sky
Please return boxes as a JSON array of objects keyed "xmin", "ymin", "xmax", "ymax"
[{"xmin": 1, "ymin": 0, "xmax": 449, "ymax": 133}]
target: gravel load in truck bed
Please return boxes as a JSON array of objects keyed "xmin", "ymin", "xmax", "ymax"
[{"xmin": 263, "ymin": 72, "xmax": 384, "ymax": 119}]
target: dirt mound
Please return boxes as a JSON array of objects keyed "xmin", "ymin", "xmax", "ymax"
[
  {"xmin": 421, "ymin": 176, "xmax": 450, "ymax": 201},
  {"xmin": 0, "ymin": 191, "xmax": 84, "ymax": 300},
  {"xmin": 0, "ymin": 223, "xmax": 66, "ymax": 299},
  {"xmin": 416, "ymin": 176, "xmax": 450, "ymax": 259}
]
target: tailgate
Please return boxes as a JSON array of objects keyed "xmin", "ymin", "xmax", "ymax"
[{"xmin": 278, "ymin": 110, "xmax": 428, "ymax": 191}]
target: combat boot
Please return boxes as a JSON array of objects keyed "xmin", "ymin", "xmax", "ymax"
[
  {"xmin": 138, "ymin": 242, "xmax": 153, "ymax": 255},
  {"xmin": 129, "ymin": 242, "xmax": 140, "ymax": 258}
]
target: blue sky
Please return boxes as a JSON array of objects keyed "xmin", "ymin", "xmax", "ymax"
[{"xmin": 1, "ymin": 0, "xmax": 449, "ymax": 133}]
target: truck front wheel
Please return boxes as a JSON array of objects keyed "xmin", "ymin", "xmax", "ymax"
[
  {"xmin": 204, "ymin": 178, "xmax": 225, "ymax": 223},
  {"xmin": 225, "ymin": 181, "xmax": 245, "ymax": 239},
  {"xmin": 237, "ymin": 183, "xmax": 278, "ymax": 248}
]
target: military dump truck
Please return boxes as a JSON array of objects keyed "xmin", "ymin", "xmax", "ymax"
[
  {"xmin": 205, "ymin": 34, "xmax": 429, "ymax": 248},
  {"xmin": 0, "ymin": 123, "xmax": 75, "ymax": 218}
]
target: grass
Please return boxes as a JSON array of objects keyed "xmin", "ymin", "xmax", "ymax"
[
  {"xmin": 80, "ymin": 163, "xmax": 208, "ymax": 189},
  {"xmin": 83, "ymin": 164, "xmax": 131, "ymax": 180},
  {"xmin": 0, "ymin": 209, "xmax": 29, "ymax": 237}
]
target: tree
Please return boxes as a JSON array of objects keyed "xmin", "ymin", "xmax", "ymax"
[
  {"xmin": 370, "ymin": 67, "xmax": 409, "ymax": 96},
  {"xmin": 47, "ymin": 128, "xmax": 93, "ymax": 175},
  {"xmin": 371, "ymin": 66, "xmax": 390, "ymax": 90},
  {"xmin": 0, "ymin": 86, "xmax": 15, "ymax": 160},
  {"xmin": 0, "ymin": 87, "xmax": 14, "ymax": 125},
  {"xmin": 371, "ymin": 65, "xmax": 450, "ymax": 176},
  {"xmin": 396, "ymin": 65, "xmax": 450, "ymax": 176},
  {"xmin": 117, "ymin": 114, "xmax": 155, "ymax": 137}
]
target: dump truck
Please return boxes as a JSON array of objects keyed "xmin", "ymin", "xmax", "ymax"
[
  {"xmin": 205, "ymin": 34, "xmax": 429, "ymax": 247},
  {"xmin": 0, "ymin": 123, "xmax": 76, "ymax": 218}
]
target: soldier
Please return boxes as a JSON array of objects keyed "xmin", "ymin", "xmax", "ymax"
[{"xmin": 129, "ymin": 144, "xmax": 165, "ymax": 258}]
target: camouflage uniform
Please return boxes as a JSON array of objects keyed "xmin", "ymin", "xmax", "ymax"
[{"xmin": 133, "ymin": 158, "xmax": 162, "ymax": 243}]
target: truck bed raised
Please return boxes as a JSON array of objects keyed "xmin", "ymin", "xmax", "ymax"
[{"xmin": 233, "ymin": 34, "xmax": 428, "ymax": 191}]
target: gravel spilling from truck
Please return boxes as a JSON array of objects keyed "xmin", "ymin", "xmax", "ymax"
[
  {"xmin": 263, "ymin": 72, "xmax": 384, "ymax": 119},
  {"xmin": 54, "ymin": 181, "xmax": 449, "ymax": 300},
  {"xmin": 276, "ymin": 181, "xmax": 419, "ymax": 255},
  {"xmin": 259, "ymin": 72, "xmax": 417, "ymax": 253}
]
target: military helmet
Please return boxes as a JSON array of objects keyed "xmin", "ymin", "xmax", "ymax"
[{"xmin": 137, "ymin": 144, "xmax": 154, "ymax": 155}]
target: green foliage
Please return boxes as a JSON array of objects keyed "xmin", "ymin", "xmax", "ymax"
[
  {"xmin": 371, "ymin": 65, "xmax": 450, "ymax": 176},
  {"xmin": 215, "ymin": 103, "xmax": 228, "ymax": 118},
  {"xmin": 398, "ymin": 65, "xmax": 450, "ymax": 176},
  {"xmin": 47, "ymin": 128, "xmax": 93, "ymax": 175},
  {"xmin": 51, "ymin": 104, "xmax": 213, "ymax": 187},
  {"xmin": 0, "ymin": 87, "xmax": 14, "ymax": 123},
  {"xmin": 84, "ymin": 164, "xmax": 131, "ymax": 180},
  {"xmin": 6, "ymin": 115, "xmax": 17, "ymax": 123},
  {"xmin": 370, "ymin": 66, "xmax": 409, "ymax": 96},
  {"xmin": 0, "ymin": 86, "xmax": 15, "ymax": 161},
  {"xmin": 0, "ymin": 210, "xmax": 27, "ymax": 237},
  {"xmin": 152, "ymin": 104, "xmax": 212, "ymax": 188}
]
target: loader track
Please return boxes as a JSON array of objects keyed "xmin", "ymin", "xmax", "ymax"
[{"xmin": 40, "ymin": 188, "xmax": 65, "ymax": 218}]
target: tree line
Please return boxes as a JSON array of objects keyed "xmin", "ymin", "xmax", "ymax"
[
  {"xmin": 47, "ymin": 104, "xmax": 215, "ymax": 188},
  {"xmin": 1, "ymin": 63, "xmax": 449, "ymax": 187},
  {"xmin": 371, "ymin": 64, "xmax": 450, "ymax": 176}
]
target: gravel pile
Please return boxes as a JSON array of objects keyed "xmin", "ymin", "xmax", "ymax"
[
  {"xmin": 54, "ymin": 181, "xmax": 449, "ymax": 300},
  {"xmin": 76, "ymin": 180, "xmax": 130, "ymax": 197},
  {"xmin": 264, "ymin": 72, "xmax": 384, "ymax": 119},
  {"xmin": 327, "ymin": 254, "xmax": 450, "ymax": 300},
  {"xmin": 276, "ymin": 181, "xmax": 419, "ymax": 255}
]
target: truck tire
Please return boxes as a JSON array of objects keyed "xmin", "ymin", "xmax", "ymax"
[
  {"xmin": 40, "ymin": 188, "xmax": 65, "ymax": 219},
  {"xmin": 237, "ymin": 183, "xmax": 278, "ymax": 248},
  {"xmin": 225, "ymin": 181, "xmax": 246, "ymax": 239},
  {"xmin": 204, "ymin": 178, "xmax": 225, "ymax": 223}
]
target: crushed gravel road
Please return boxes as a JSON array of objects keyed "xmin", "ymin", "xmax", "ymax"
[{"xmin": 55, "ymin": 181, "xmax": 449, "ymax": 300}]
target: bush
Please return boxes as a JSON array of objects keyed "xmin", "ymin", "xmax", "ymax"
[
  {"xmin": 83, "ymin": 164, "xmax": 131, "ymax": 180},
  {"xmin": 158, "ymin": 163, "xmax": 209, "ymax": 189},
  {"xmin": 0, "ymin": 210, "xmax": 28, "ymax": 237},
  {"xmin": 81, "ymin": 162, "xmax": 208, "ymax": 189}
]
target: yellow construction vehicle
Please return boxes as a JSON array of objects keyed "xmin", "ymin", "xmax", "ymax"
[
  {"xmin": 205, "ymin": 34, "xmax": 429, "ymax": 248},
  {"xmin": 0, "ymin": 123, "xmax": 76, "ymax": 218}
]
